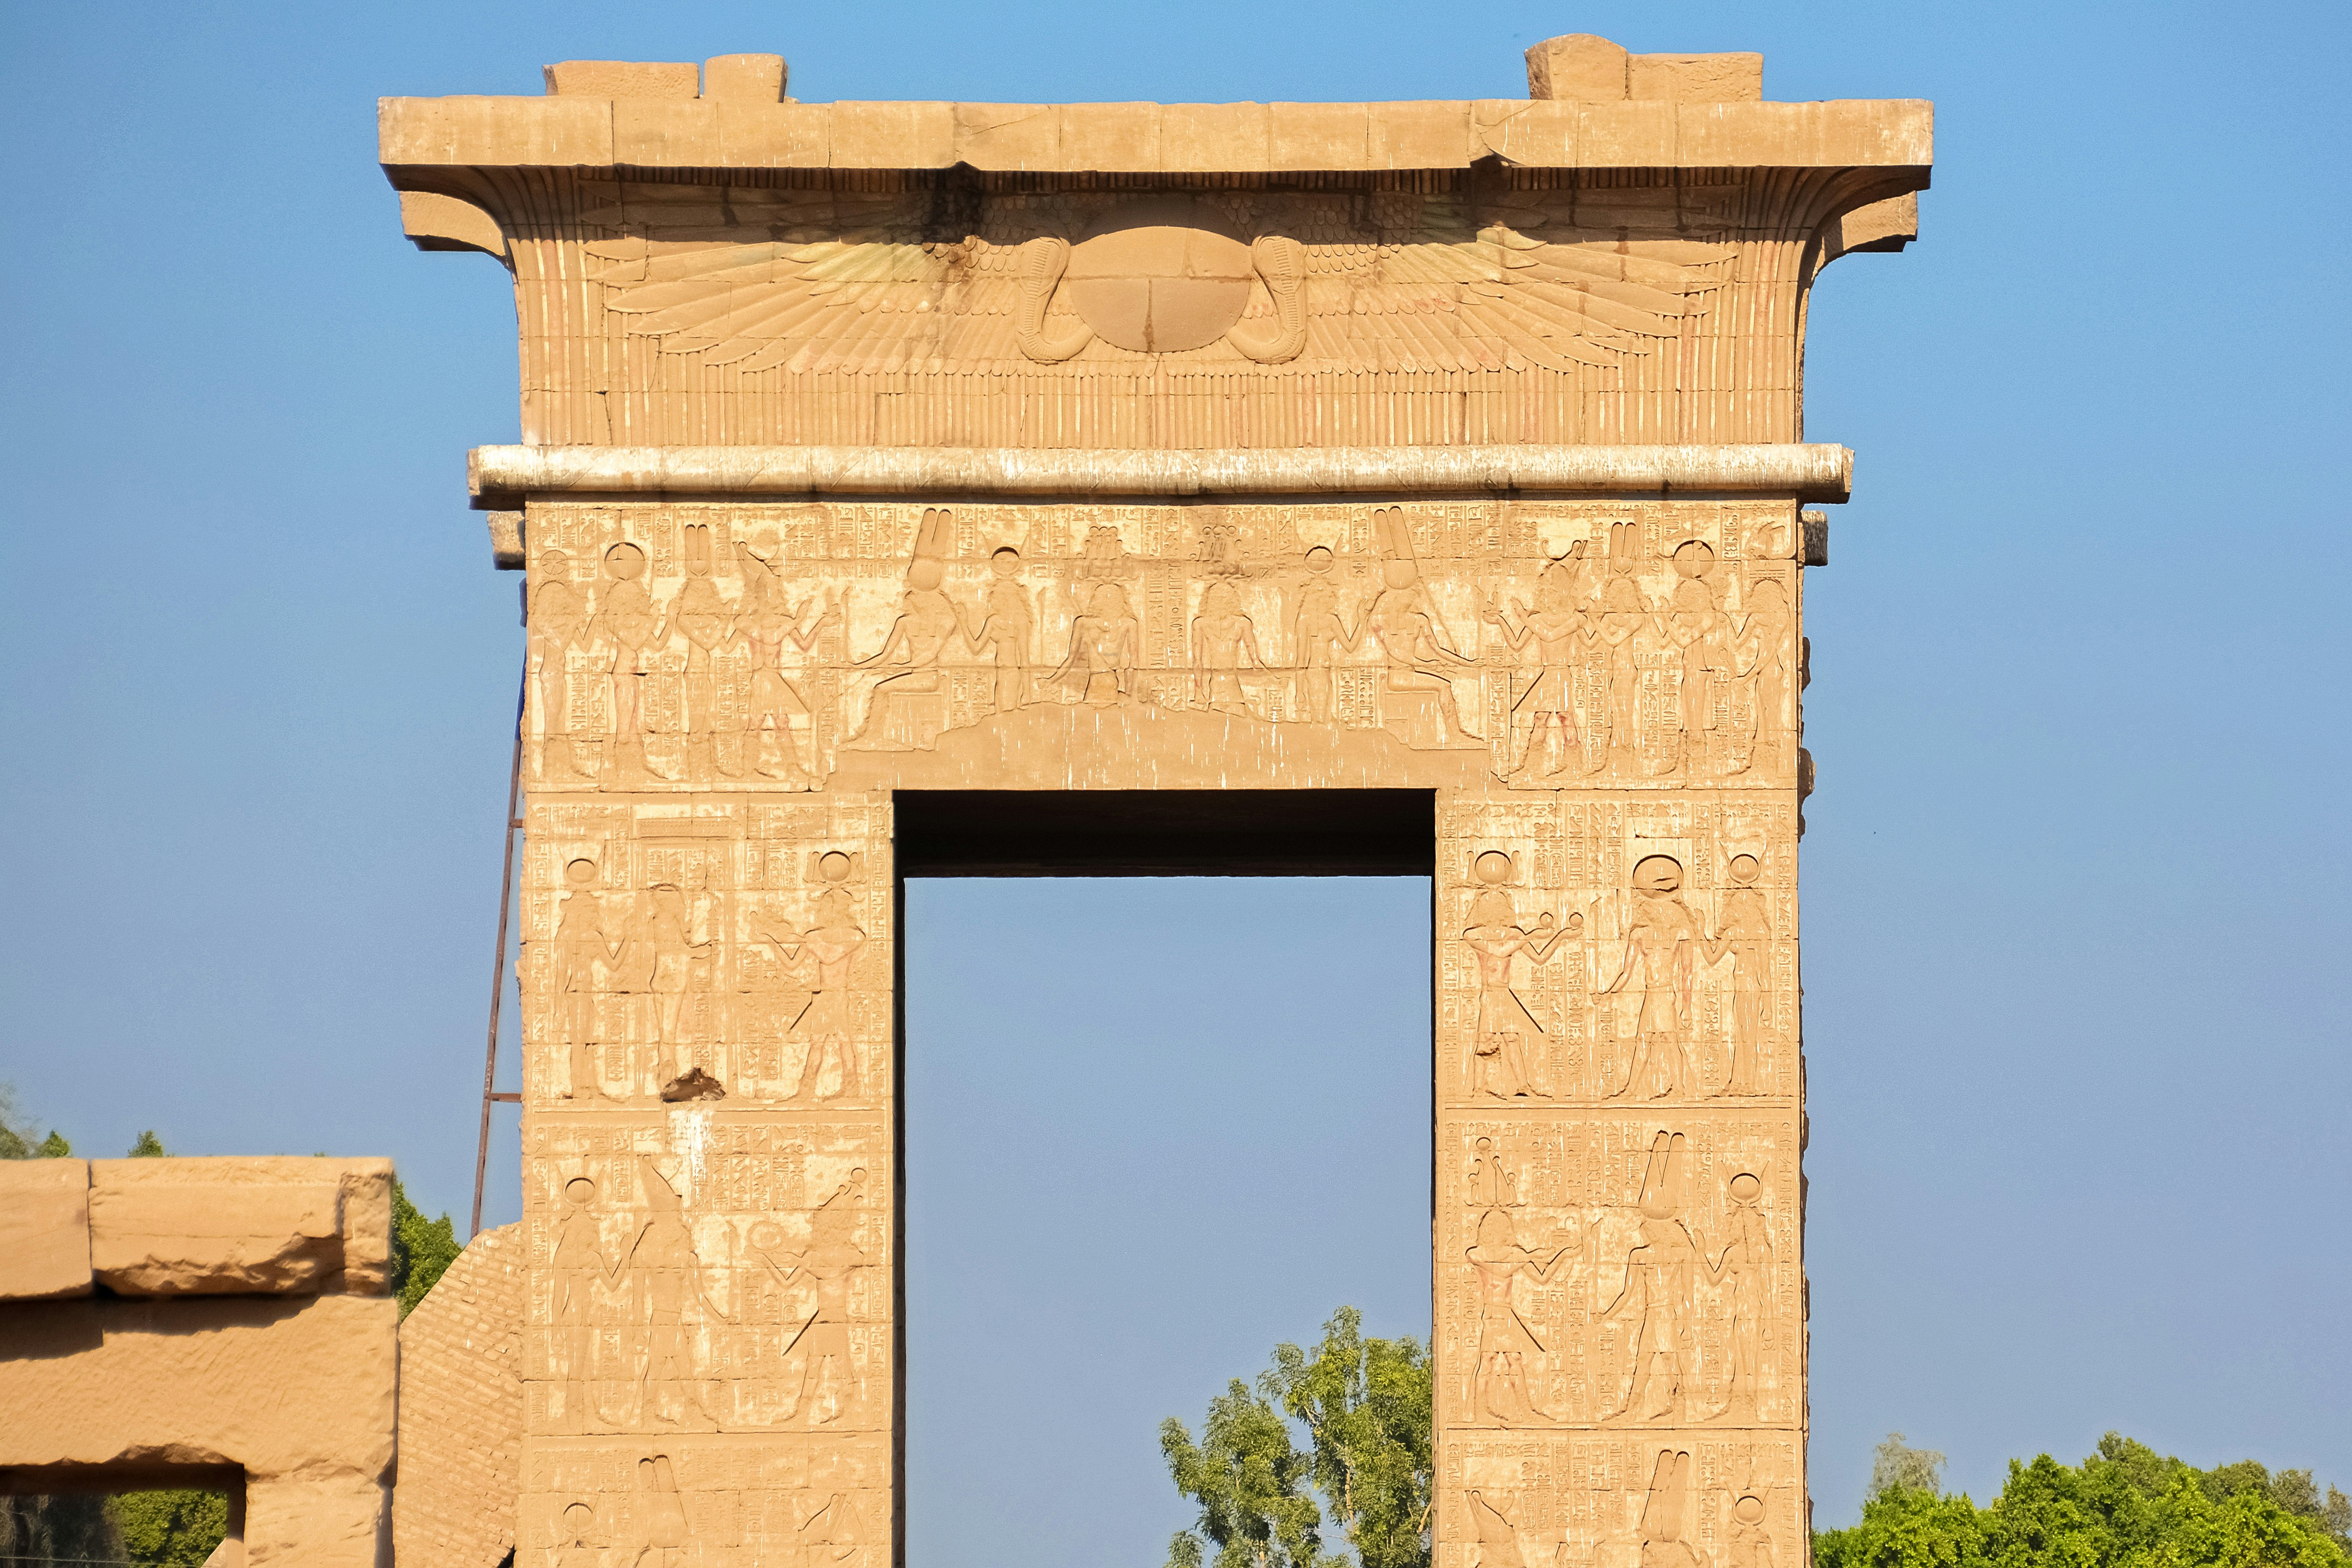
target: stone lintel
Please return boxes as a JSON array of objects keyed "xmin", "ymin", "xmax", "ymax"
[
  {"xmin": 86, "ymin": 1156, "xmax": 394, "ymax": 1298},
  {"xmin": 377, "ymin": 93, "xmax": 1932, "ymax": 179},
  {"xmin": 468, "ymin": 441, "xmax": 1854, "ymax": 509},
  {"xmin": 0, "ymin": 1160, "xmax": 93, "ymax": 1301}
]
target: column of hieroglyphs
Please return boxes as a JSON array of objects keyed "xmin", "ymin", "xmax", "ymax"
[{"xmin": 384, "ymin": 32, "xmax": 1927, "ymax": 1568}]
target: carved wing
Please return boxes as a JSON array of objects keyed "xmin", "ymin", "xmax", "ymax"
[
  {"xmin": 1272, "ymin": 228, "xmax": 1735, "ymax": 371},
  {"xmin": 585, "ymin": 237, "xmax": 1057, "ymax": 374}
]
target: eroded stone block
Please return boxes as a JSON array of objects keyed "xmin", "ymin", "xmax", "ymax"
[
  {"xmin": 543, "ymin": 60, "xmax": 699, "ymax": 99},
  {"xmin": 88, "ymin": 1156, "xmax": 391, "ymax": 1296},
  {"xmin": 0, "ymin": 1159, "xmax": 91, "ymax": 1300}
]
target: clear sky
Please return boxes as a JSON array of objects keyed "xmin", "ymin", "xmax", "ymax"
[{"xmin": 1, "ymin": 0, "xmax": 2344, "ymax": 1555}]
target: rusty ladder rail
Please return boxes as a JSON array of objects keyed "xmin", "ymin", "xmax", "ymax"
[{"xmin": 470, "ymin": 652, "xmax": 526, "ymax": 1240}]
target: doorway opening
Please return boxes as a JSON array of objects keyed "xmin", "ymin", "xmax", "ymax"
[{"xmin": 897, "ymin": 791, "xmax": 1434, "ymax": 1568}]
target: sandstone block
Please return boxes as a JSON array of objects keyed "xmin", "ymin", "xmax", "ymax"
[
  {"xmin": 1630, "ymin": 51, "xmax": 1765, "ymax": 102},
  {"xmin": 0, "ymin": 1159, "xmax": 91, "ymax": 1300},
  {"xmin": 394, "ymin": 1225, "xmax": 525, "ymax": 1568},
  {"xmin": 543, "ymin": 60, "xmax": 699, "ymax": 99},
  {"xmin": 702, "ymin": 53, "xmax": 786, "ymax": 102},
  {"xmin": 1526, "ymin": 34, "xmax": 1629, "ymax": 101},
  {"xmin": 88, "ymin": 1156, "xmax": 392, "ymax": 1296}
]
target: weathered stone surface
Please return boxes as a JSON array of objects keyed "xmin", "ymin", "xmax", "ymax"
[
  {"xmin": 394, "ymin": 1224, "xmax": 525, "ymax": 1568},
  {"xmin": 0, "ymin": 1293, "xmax": 397, "ymax": 1567},
  {"xmin": 88, "ymin": 1156, "xmax": 392, "ymax": 1297},
  {"xmin": 0, "ymin": 1159, "xmax": 91, "ymax": 1300},
  {"xmin": 382, "ymin": 35, "xmax": 1928, "ymax": 1567}
]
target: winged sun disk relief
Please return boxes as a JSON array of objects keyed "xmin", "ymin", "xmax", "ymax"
[{"xmin": 585, "ymin": 227, "xmax": 1732, "ymax": 375}]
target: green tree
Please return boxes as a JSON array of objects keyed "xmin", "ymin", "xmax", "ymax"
[
  {"xmin": 108, "ymin": 1489, "xmax": 228, "ymax": 1568},
  {"xmin": 391, "ymin": 1178, "xmax": 462, "ymax": 1318},
  {"xmin": 1163, "ymin": 1309, "xmax": 1434, "ymax": 1568},
  {"xmin": 128, "ymin": 1129, "xmax": 166, "ymax": 1158},
  {"xmin": 1265, "ymin": 1308, "xmax": 1432, "ymax": 1568},
  {"xmin": 1161, "ymin": 1378, "xmax": 1331, "ymax": 1568},
  {"xmin": 1813, "ymin": 1432, "xmax": 2352, "ymax": 1568},
  {"xmin": 0, "ymin": 1081, "xmax": 72, "ymax": 1160},
  {"xmin": 1872, "ymin": 1433, "xmax": 1948, "ymax": 1499}
]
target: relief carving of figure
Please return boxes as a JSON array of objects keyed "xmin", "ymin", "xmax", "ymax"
[
  {"xmin": 763, "ymin": 853, "xmax": 867, "ymax": 1101},
  {"xmin": 794, "ymin": 1490, "xmax": 867, "ymax": 1568},
  {"xmin": 550, "ymin": 1500, "xmax": 605, "ymax": 1568},
  {"xmin": 1731, "ymin": 576, "xmax": 1793, "ymax": 778},
  {"xmin": 1710, "ymin": 1172, "xmax": 1775, "ymax": 1422},
  {"xmin": 551, "ymin": 1175, "xmax": 621, "ymax": 1389},
  {"xmin": 639, "ymin": 884, "xmax": 716, "ymax": 1100},
  {"xmin": 673, "ymin": 525, "xmax": 731, "ymax": 781},
  {"xmin": 1287, "ymin": 545, "xmax": 1361, "ymax": 723},
  {"xmin": 589, "ymin": 542, "xmax": 672, "ymax": 782},
  {"xmin": 732, "ymin": 542, "xmax": 834, "ymax": 785},
  {"xmin": 1466, "ymin": 1136, "xmax": 1520, "ymax": 1209},
  {"xmin": 1667, "ymin": 544, "xmax": 1730, "ymax": 775},
  {"xmin": 630, "ymin": 1455, "xmax": 690, "ymax": 1568},
  {"xmin": 1191, "ymin": 580, "xmax": 1266, "ymax": 716},
  {"xmin": 1725, "ymin": 1495, "xmax": 1776, "ymax": 1568},
  {"xmin": 1636, "ymin": 1451, "xmax": 1699, "ymax": 1568},
  {"xmin": 1597, "ymin": 526, "xmax": 1648, "ymax": 773},
  {"xmin": 1716, "ymin": 854, "xmax": 1772, "ymax": 1095},
  {"xmin": 962, "ymin": 546, "xmax": 1037, "ymax": 714},
  {"xmin": 1465, "ymin": 1208, "xmax": 1572, "ymax": 1426},
  {"xmin": 1461, "ymin": 851, "xmax": 1577, "ymax": 1100},
  {"xmin": 612, "ymin": 1158, "xmax": 724, "ymax": 1430},
  {"xmin": 749, "ymin": 1170, "xmax": 871, "ymax": 1427},
  {"xmin": 1482, "ymin": 546, "xmax": 1595, "ymax": 779},
  {"xmin": 529, "ymin": 550, "xmax": 590, "ymax": 781},
  {"xmin": 1465, "ymin": 1489, "xmax": 1526, "ymax": 1568},
  {"xmin": 1368, "ymin": 508, "xmax": 1479, "ymax": 744},
  {"xmin": 1052, "ymin": 581, "xmax": 1141, "ymax": 707},
  {"xmin": 556, "ymin": 859, "xmax": 619, "ymax": 1101},
  {"xmin": 1604, "ymin": 856, "xmax": 1724, "ymax": 1102},
  {"xmin": 1602, "ymin": 1135, "xmax": 1707, "ymax": 1425},
  {"xmin": 847, "ymin": 508, "xmax": 960, "ymax": 749}
]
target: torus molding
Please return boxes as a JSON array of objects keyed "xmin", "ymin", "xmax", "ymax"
[{"xmin": 468, "ymin": 441, "xmax": 1855, "ymax": 507}]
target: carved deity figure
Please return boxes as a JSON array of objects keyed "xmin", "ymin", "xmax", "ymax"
[
  {"xmin": 1716, "ymin": 853, "xmax": 1773, "ymax": 1094},
  {"xmin": 639, "ymin": 884, "xmax": 712, "ymax": 1096},
  {"xmin": 1052, "ymin": 581, "xmax": 1141, "ymax": 707},
  {"xmin": 848, "ymin": 508, "xmax": 960, "ymax": 748},
  {"xmin": 962, "ymin": 546, "xmax": 1037, "ymax": 714},
  {"xmin": 672, "ymin": 525, "xmax": 731, "ymax": 780},
  {"xmin": 590, "ymin": 542, "xmax": 671, "ymax": 781},
  {"xmin": 551, "ymin": 1501, "xmax": 605, "ymax": 1568},
  {"xmin": 795, "ymin": 1490, "xmax": 866, "ymax": 1568},
  {"xmin": 751, "ymin": 1170, "xmax": 871, "ymax": 1427},
  {"xmin": 1191, "ymin": 580, "xmax": 1265, "ymax": 715},
  {"xmin": 732, "ymin": 542, "xmax": 833, "ymax": 784},
  {"xmin": 1597, "ymin": 526, "xmax": 1649, "ymax": 773},
  {"xmin": 1483, "ymin": 548, "xmax": 1595, "ymax": 778},
  {"xmin": 1732, "ymin": 576, "xmax": 1793, "ymax": 778},
  {"xmin": 529, "ymin": 550, "xmax": 590, "ymax": 780},
  {"xmin": 1605, "ymin": 857, "xmax": 1723, "ymax": 1101},
  {"xmin": 550, "ymin": 1175, "xmax": 619, "ymax": 1388},
  {"xmin": 631, "ymin": 1455, "xmax": 690, "ymax": 1568},
  {"xmin": 1636, "ymin": 1451, "xmax": 1700, "ymax": 1568},
  {"xmin": 1367, "ymin": 508, "xmax": 1479, "ymax": 744},
  {"xmin": 1726, "ymin": 1495, "xmax": 1776, "ymax": 1568},
  {"xmin": 1466, "ymin": 1489, "xmax": 1526, "ymax": 1568},
  {"xmin": 765, "ymin": 853, "xmax": 867, "ymax": 1101},
  {"xmin": 1466, "ymin": 1208, "xmax": 1572, "ymax": 1426},
  {"xmin": 1667, "ymin": 548, "xmax": 1731, "ymax": 775},
  {"xmin": 555, "ymin": 859, "xmax": 618, "ymax": 1101},
  {"xmin": 1460, "ymin": 851, "xmax": 1576, "ymax": 1100},
  {"xmin": 1288, "ymin": 546, "xmax": 1360, "ymax": 723},
  {"xmin": 613, "ymin": 1159, "xmax": 722, "ymax": 1430},
  {"xmin": 1603, "ymin": 1135, "xmax": 1707, "ymax": 1425},
  {"xmin": 1711, "ymin": 1172, "xmax": 1775, "ymax": 1421}
]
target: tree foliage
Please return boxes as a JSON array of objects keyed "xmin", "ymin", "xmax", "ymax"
[
  {"xmin": 107, "ymin": 1489, "xmax": 229, "ymax": 1568},
  {"xmin": 1162, "ymin": 1308, "xmax": 1433, "ymax": 1568},
  {"xmin": 0, "ymin": 1081, "xmax": 71, "ymax": 1160},
  {"xmin": 1872, "ymin": 1433, "xmax": 1950, "ymax": 1499},
  {"xmin": 392, "ymin": 1178, "xmax": 463, "ymax": 1318},
  {"xmin": 1816, "ymin": 1432, "xmax": 2352, "ymax": 1568}
]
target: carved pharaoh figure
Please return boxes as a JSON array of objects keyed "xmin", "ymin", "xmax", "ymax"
[
  {"xmin": 963, "ymin": 546, "xmax": 1037, "ymax": 714},
  {"xmin": 529, "ymin": 550, "xmax": 591, "ymax": 781},
  {"xmin": 1367, "ymin": 507, "xmax": 1479, "ymax": 744},
  {"xmin": 765, "ymin": 853, "xmax": 867, "ymax": 1101},
  {"xmin": 1602, "ymin": 1134, "xmax": 1707, "ymax": 1425},
  {"xmin": 639, "ymin": 883, "xmax": 713, "ymax": 1097},
  {"xmin": 1287, "ymin": 545, "xmax": 1360, "ymax": 723},
  {"xmin": 1052, "ymin": 580, "xmax": 1141, "ymax": 707},
  {"xmin": 555, "ymin": 859, "xmax": 618, "ymax": 1101},
  {"xmin": 1710, "ymin": 1171, "xmax": 1776, "ymax": 1422},
  {"xmin": 731, "ymin": 542, "xmax": 832, "ymax": 784},
  {"xmin": 1483, "ymin": 546, "xmax": 1595, "ymax": 779},
  {"xmin": 590, "ymin": 542, "xmax": 671, "ymax": 782},
  {"xmin": 1716, "ymin": 853, "xmax": 1773, "ymax": 1094},
  {"xmin": 672, "ymin": 525, "xmax": 731, "ymax": 781},
  {"xmin": 1191, "ymin": 580, "xmax": 1265, "ymax": 715},
  {"xmin": 1667, "ymin": 546, "xmax": 1730, "ymax": 775},
  {"xmin": 750, "ymin": 1169, "xmax": 871, "ymax": 1427},
  {"xmin": 1460, "ymin": 851, "xmax": 1576, "ymax": 1100},
  {"xmin": 847, "ymin": 507, "xmax": 961, "ymax": 749},
  {"xmin": 1732, "ymin": 576, "xmax": 1794, "ymax": 778},
  {"xmin": 613, "ymin": 1158, "xmax": 722, "ymax": 1430},
  {"xmin": 1465, "ymin": 1207, "xmax": 1572, "ymax": 1426}
]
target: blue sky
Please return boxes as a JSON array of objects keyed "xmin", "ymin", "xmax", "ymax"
[{"xmin": 1, "ymin": 0, "xmax": 2345, "ymax": 1557}]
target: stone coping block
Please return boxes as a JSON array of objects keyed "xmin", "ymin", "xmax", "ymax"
[
  {"xmin": 378, "ymin": 92, "xmax": 1931, "ymax": 176},
  {"xmin": 0, "ymin": 1160, "xmax": 92, "ymax": 1301},
  {"xmin": 87, "ymin": 1156, "xmax": 393, "ymax": 1297},
  {"xmin": 0, "ymin": 1293, "xmax": 397, "ymax": 1568}
]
